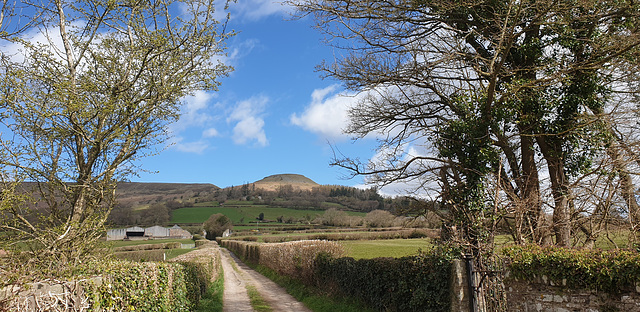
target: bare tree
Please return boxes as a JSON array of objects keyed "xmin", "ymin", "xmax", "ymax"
[
  {"xmin": 290, "ymin": 0, "xmax": 640, "ymax": 252},
  {"xmin": 0, "ymin": 0, "xmax": 233, "ymax": 270}
]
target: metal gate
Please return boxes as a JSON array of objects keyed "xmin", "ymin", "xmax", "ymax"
[{"xmin": 463, "ymin": 254, "xmax": 508, "ymax": 312}]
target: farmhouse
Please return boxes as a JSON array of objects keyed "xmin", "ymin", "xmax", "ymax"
[{"xmin": 106, "ymin": 225, "xmax": 192, "ymax": 241}]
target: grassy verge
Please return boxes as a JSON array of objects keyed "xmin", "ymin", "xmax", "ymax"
[
  {"xmin": 246, "ymin": 285, "xmax": 272, "ymax": 312},
  {"xmin": 196, "ymin": 271, "xmax": 224, "ymax": 312},
  {"xmin": 165, "ymin": 248, "xmax": 193, "ymax": 260},
  {"xmin": 252, "ymin": 264, "xmax": 375, "ymax": 312}
]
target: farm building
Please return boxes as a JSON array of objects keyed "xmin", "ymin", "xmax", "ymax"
[
  {"xmin": 106, "ymin": 225, "xmax": 192, "ymax": 240},
  {"xmin": 169, "ymin": 224, "xmax": 191, "ymax": 238}
]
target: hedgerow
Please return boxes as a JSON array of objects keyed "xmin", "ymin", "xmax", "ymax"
[
  {"xmin": 314, "ymin": 250, "xmax": 453, "ymax": 312},
  {"xmin": 503, "ymin": 244, "xmax": 640, "ymax": 292},
  {"xmin": 1, "ymin": 245, "xmax": 218, "ymax": 311},
  {"xmin": 84, "ymin": 261, "xmax": 192, "ymax": 311},
  {"xmin": 219, "ymin": 239, "xmax": 344, "ymax": 283},
  {"xmin": 260, "ymin": 240, "xmax": 345, "ymax": 283}
]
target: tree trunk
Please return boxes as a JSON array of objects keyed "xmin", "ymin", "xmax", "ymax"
[
  {"xmin": 519, "ymin": 130, "xmax": 542, "ymax": 243},
  {"xmin": 537, "ymin": 137, "xmax": 572, "ymax": 247}
]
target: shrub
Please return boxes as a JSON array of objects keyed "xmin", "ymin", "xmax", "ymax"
[{"xmin": 364, "ymin": 210, "xmax": 395, "ymax": 228}]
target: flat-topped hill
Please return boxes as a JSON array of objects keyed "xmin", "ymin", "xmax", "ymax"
[{"xmin": 253, "ymin": 174, "xmax": 319, "ymax": 191}]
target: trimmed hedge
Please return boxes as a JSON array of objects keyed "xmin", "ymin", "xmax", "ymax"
[
  {"xmin": 503, "ymin": 244, "xmax": 640, "ymax": 292},
  {"xmin": 220, "ymin": 239, "xmax": 344, "ymax": 283},
  {"xmin": 85, "ymin": 261, "xmax": 193, "ymax": 311},
  {"xmin": 1, "ymin": 247, "xmax": 217, "ymax": 311},
  {"xmin": 314, "ymin": 252, "xmax": 452, "ymax": 312}
]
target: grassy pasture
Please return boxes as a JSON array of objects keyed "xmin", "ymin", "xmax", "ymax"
[
  {"xmin": 340, "ymin": 238, "xmax": 433, "ymax": 259},
  {"xmin": 171, "ymin": 203, "xmax": 364, "ymax": 224}
]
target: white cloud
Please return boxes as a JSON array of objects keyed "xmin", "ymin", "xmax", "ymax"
[
  {"xmin": 170, "ymin": 91, "xmax": 217, "ymax": 133},
  {"xmin": 228, "ymin": 95, "xmax": 269, "ymax": 147},
  {"xmin": 233, "ymin": 117, "xmax": 268, "ymax": 146},
  {"xmin": 291, "ymin": 85, "xmax": 361, "ymax": 140},
  {"xmin": 203, "ymin": 128, "xmax": 220, "ymax": 138},
  {"xmin": 163, "ymin": 91, "xmax": 225, "ymax": 154},
  {"xmin": 353, "ymin": 142, "xmax": 442, "ymax": 197}
]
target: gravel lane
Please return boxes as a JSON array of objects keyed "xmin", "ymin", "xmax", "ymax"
[{"xmin": 219, "ymin": 248, "xmax": 312, "ymax": 312}]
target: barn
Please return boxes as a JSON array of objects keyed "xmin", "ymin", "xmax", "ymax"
[
  {"xmin": 106, "ymin": 225, "xmax": 192, "ymax": 240},
  {"xmin": 126, "ymin": 226, "xmax": 145, "ymax": 238},
  {"xmin": 145, "ymin": 225, "xmax": 170, "ymax": 238}
]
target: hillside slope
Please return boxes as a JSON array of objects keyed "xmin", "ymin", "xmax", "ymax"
[{"xmin": 116, "ymin": 182, "xmax": 218, "ymax": 207}]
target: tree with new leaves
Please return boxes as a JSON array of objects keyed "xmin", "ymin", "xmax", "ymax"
[
  {"xmin": 290, "ymin": 0, "xmax": 640, "ymax": 253},
  {"xmin": 203, "ymin": 213, "xmax": 232, "ymax": 240},
  {"xmin": 0, "ymin": 0, "xmax": 233, "ymax": 270}
]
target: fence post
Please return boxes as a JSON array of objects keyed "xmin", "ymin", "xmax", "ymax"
[{"xmin": 450, "ymin": 259, "xmax": 471, "ymax": 312}]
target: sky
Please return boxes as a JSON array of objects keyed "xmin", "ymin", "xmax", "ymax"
[{"xmin": 133, "ymin": 1, "xmax": 382, "ymax": 191}]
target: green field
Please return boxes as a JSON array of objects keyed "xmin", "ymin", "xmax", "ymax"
[
  {"xmin": 340, "ymin": 238, "xmax": 433, "ymax": 259},
  {"xmin": 171, "ymin": 203, "xmax": 365, "ymax": 224}
]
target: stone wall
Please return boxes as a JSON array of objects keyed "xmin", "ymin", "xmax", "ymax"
[
  {"xmin": 505, "ymin": 277, "xmax": 640, "ymax": 312},
  {"xmin": 0, "ymin": 278, "xmax": 102, "ymax": 311}
]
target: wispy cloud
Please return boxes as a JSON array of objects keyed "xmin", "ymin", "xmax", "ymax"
[
  {"xmin": 228, "ymin": 95, "xmax": 269, "ymax": 147},
  {"xmin": 290, "ymin": 85, "xmax": 361, "ymax": 140},
  {"xmin": 229, "ymin": 0, "xmax": 291, "ymax": 21},
  {"xmin": 169, "ymin": 136, "xmax": 210, "ymax": 154}
]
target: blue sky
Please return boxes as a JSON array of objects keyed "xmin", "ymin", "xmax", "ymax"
[{"xmin": 134, "ymin": 1, "xmax": 379, "ymax": 190}]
